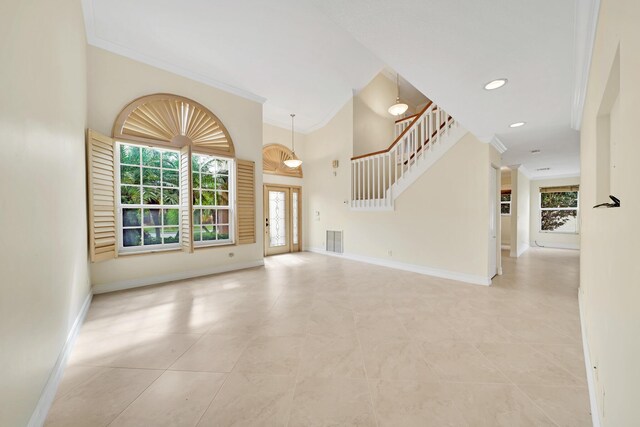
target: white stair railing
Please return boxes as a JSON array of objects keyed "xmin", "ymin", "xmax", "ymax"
[{"xmin": 351, "ymin": 102, "xmax": 456, "ymax": 210}]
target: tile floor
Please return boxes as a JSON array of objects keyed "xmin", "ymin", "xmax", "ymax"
[{"xmin": 45, "ymin": 249, "xmax": 591, "ymax": 426}]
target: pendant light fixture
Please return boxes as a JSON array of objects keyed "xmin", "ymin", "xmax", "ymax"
[
  {"xmin": 283, "ymin": 113, "xmax": 302, "ymax": 168},
  {"xmin": 388, "ymin": 73, "xmax": 409, "ymax": 116}
]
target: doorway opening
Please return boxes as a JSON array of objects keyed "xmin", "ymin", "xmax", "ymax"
[{"xmin": 264, "ymin": 184, "xmax": 302, "ymax": 256}]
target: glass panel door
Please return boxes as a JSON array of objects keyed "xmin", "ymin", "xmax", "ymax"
[{"xmin": 265, "ymin": 187, "xmax": 291, "ymax": 255}]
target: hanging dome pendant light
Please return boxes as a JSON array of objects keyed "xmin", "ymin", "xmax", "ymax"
[
  {"xmin": 283, "ymin": 113, "xmax": 302, "ymax": 168},
  {"xmin": 388, "ymin": 73, "xmax": 409, "ymax": 116}
]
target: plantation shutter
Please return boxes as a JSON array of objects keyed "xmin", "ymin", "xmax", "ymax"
[
  {"xmin": 180, "ymin": 146, "xmax": 194, "ymax": 253},
  {"xmin": 236, "ymin": 159, "xmax": 256, "ymax": 245},
  {"xmin": 86, "ymin": 129, "xmax": 117, "ymax": 262}
]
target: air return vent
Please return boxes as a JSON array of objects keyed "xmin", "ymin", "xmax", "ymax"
[{"xmin": 326, "ymin": 230, "xmax": 343, "ymax": 254}]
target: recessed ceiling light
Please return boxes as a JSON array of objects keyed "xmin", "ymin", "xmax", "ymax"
[
  {"xmin": 510, "ymin": 122, "xmax": 526, "ymax": 128},
  {"xmin": 530, "ymin": 149, "xmax": 541, "ymax": 154},
  {"xmin": 484, "ymin": 78, "xmax": 508, "ymax": 90},
  {"xmin": 536, "ymin": 167, "xmax": 550, "ymax": 171}
]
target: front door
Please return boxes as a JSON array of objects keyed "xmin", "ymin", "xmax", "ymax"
[{"xmin": 265, "ymin": 185, "xmax": 302, "ymax": 256}]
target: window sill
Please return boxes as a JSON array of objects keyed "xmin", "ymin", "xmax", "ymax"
[
  {"xmin": 195, "ymin": 241, "xmax": 236, "ymax": 250},
  {"xmin": 118, "ymin": 247, "xmax": 182, "ymax": 257},
  {"xmin": 538, "ymin": 231, "xmax": 580, "ymax": 235}
]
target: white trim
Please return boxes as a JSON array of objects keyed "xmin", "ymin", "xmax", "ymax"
[
  {"xmin": 27, "ymin": 293, "xmax": 93, "ymax": 427},
  {"xmin": 81, "ymin": 0, "xmax": 266, "ymax": 105},
  {"xmin": 305, "ymin": 247, "xmax": 491, "ymax": 286},
  {"xmin": 578, "ymin": 290, "xmax": 602, "ymax": 427},
  {"xmin": 530, "ymin": 241, "xmax": 580, "ymax": 250},
  {"xmin": 571, "ymin": 0, "xmax": 601, "ymax": 130},
  {"xmin": 489, "ymin": 136, "xmax": 508, "ymax": 154},
  {"xmin": 92, "ymin": 259, "xmax": 264, "ymax": 294}
]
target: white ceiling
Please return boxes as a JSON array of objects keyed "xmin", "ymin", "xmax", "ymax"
[{"xmin": 83, "ymin": 0, "xmax": 595, "ymax": 178}]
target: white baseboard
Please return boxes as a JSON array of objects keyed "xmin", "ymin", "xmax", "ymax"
[
  {"xmin": 28, "ymin": 292, "xmax": 93, "ymax": 427},
  {"xmin": 530, "ymin": 241, "xmax": 580, "ymax": 250},
  {"xmin": 578, "ymin": 290, "xmax": 601, "ymax": 427},
  {"xmin": 306, "ymin": 247, "xmax": 491, "ymax": 286},
  {"xmin": 92, "ymin": 259, "xmax": 265, "ymax": 294}
]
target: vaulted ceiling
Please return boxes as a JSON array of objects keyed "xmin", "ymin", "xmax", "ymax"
[{"xmin": 82, "ymin": 0, "xmax": 596, "ymax": 178}]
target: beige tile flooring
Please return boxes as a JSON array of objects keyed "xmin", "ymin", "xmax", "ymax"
[{"xmin": 46, "ymin": 249, "xmax": 591, "ymax": 426}]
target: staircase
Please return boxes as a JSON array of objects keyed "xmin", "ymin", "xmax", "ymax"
[{"xmin": 350, "ymin": 101, "xmax": 466, "ymax": 210}]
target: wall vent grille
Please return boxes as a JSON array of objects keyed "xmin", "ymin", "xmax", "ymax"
[{"xmin": 326, "ymin": 230, "xmax": 343, "ymax": 253}]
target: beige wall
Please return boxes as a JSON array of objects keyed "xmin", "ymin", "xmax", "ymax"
[
  {"xmin": 87, "ymin": 47, "xmax": 264, "ymax": 290},
  {"xmin": 580, "ymin": 0, "xmax": 640, "ymax": 425},
  {"xmin": 529, "ymin": 176, "xmax": 581, "ymax": 249},
  {"xmin": 0, "ymin": 1, "xmax": 91, "ymax": 425},
  {"xmin": 303, "ymin": 99, "xmax": 498, "ymax": 282},
  {"xmin": 509, "ymin": 167, "xmax": 530, "ymax": 257},
  {"xmin": 353, "ymin": 73, "xmax": 405, "ymax": 157}
]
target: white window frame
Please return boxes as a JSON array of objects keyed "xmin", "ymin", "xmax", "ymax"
[
  {"xmin": 116, "ymin": 141, "xmax": 182, "ymax": 254},
  {"xmin": 500, "ymin": 192, "xmax": 511, "ymax": 216},
  {"xmin": 191, "ymin": 153, "xmax": 236, "ymax": 248},
  {"xmin": 539, "ymin": 190, "xmax": 580, "ymax": 234}
]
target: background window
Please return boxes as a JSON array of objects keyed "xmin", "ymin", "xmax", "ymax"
[
  {"xmin": 118, "ymin": 143, "xmax": 180, "ymax": 251},
  {"xmin": 501, "ymin": 192, "xmax": 511, "ymax": 215},
  {"xmin": 540, "ymin": 187, "xmax": 579, "ymax": 233},
  {"xmin": 192, "ymin": 154, "xmax": 233, "ymax": 245}
]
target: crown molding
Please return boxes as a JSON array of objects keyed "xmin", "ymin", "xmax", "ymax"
[
  {"xmin": 489, "ymin": 136, "xmax": 508, "ymax": 154},
  {"xmin": 81, "ymin": 0, "xmax": 266, "ymax": 105},
  {"xmin": 571, "ymin": 0, "xmax": 601, "ymax": 130}
]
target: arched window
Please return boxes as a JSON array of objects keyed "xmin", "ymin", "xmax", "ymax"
[
  {"xmin": 86, "ymin": 94, "xmax": 255, "ymax": 262},
  {"xmin": 262, "ymin": 144, "xmax": 303, "ymax": 178}
]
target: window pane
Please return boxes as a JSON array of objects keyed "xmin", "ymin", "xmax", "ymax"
[
  {"xmin": 163, "ymin": 209, "xmax": 179, "ymax": 226},
  {"xmin": 162, "ymin": 227, "xmax": 179, "ymax": 244},
  {"xmin": 143, "ymin": 209, "xmax": 162, "ymax": 226},
  {"xmin": 121, "ymin": 186, "xmax": 140, "ymax": 204},
  {"xmin": 143, "ymin": 187, "xmax": 161, "ymax": 204},
  {"xmin": 143, "ymin": 227, "xmax": 162, "ymax": 245},
  {"xmin": 142, "ymin": 147, "xmax": 161, "ymax": 167},
  {"xmin": 202, "ymin": 226, "xmax": 216, "ymax": 241},
  {"xmin": 192, "ymin": 155, "xmax": 202, "ymax": 172},
  {"xmin": 217, "ymin": 160, "xmax": 229, "ymax": 174},
  {"xmin": 269, "ymin": 190, "xmax": 287, "ymax": 247},
  {"xmin": 162, "ymin": 188, "xmax": 179, "ymax": 205},
  {"xmin": 201, "ymin": 158, "xmax": 217, "ymax": 174},
  {"xmin": 162, "ymin": 151, "xmax": 179, "ymax": 169},
  {"xmin": 193, "ymin": 226, "xmax": 202, "ymax": 241},
  {"xmin": 122, "ymin": 208, "xmax": 141, "ymax": 227},
  {"xmin": 541, "ymin": 191, "xmax": 578, "ymax": 208},
  {"xmin": 500, "ymin": 194, "xmax": 511, "ymax": 202},
  {"xmin": 120, "ymin": 145, "xmax": 140, "ymax": 165},
  {"xmin": 217, "ymin": 209, "xmax": 229, "ymax": 224},
  {"xmin": 217, "ymin": 225, "xmax": 229, "ymax": 240},
  {"xmin": 201, "ymin": 209, "xmax": 214, "ymax": 224},
  {"xmin": 216, "ymin": 175, "xmax": 228, "ymax": 191},
  {"xmin": 142, "ymin": 167, "xmax": 161, "ymax": 186},
  {"xmin": 501, "ymin": 203, "xmax": 510, "ymax": 215},
  {"xmin": 162, "ymin": 170, "xmax": 179, "ymax": 187},
  {"xmin": 541, "ymin": 209, "xmax": 578, "ymax": 232},
  {"xmin": 201, "ymin": 190, "xmax": 215, "ymax": 206},
  {"xmin": 193, "ymin": 209, "xmax": 201, "ymax": 225},
  {"xmin": 123, "ymin": 228, "xmax": 141, "ymax": 247},
  {"xmin": 120, "ymin": 166, "xmax": 140, "ymax": 185},
  {"xmin": 216, "ymin": 191, "xmax": 229, "ymax": 206},
  {"xmin": 192, "ymin": 190, "xmax": 200, "ymax": 205},
  {"xmin": 201, "ymin": 174, "xmax": 216, "ymax": 189},
  {"xmin": 292, "ymin": 192, "xmax": 298, "ymax": 245},
  {"xmin": 192, "ymin": 173, "xmax": 200, "ymax": 189}
]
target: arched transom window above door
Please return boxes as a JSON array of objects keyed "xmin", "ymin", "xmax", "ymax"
[
  {"xmin": 263, "ymin": 144, "xmax": 303, "ymax": 178},
  {"xmin": 113, "ymin": 93, "xmax": 235, "ymax": 157}
]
